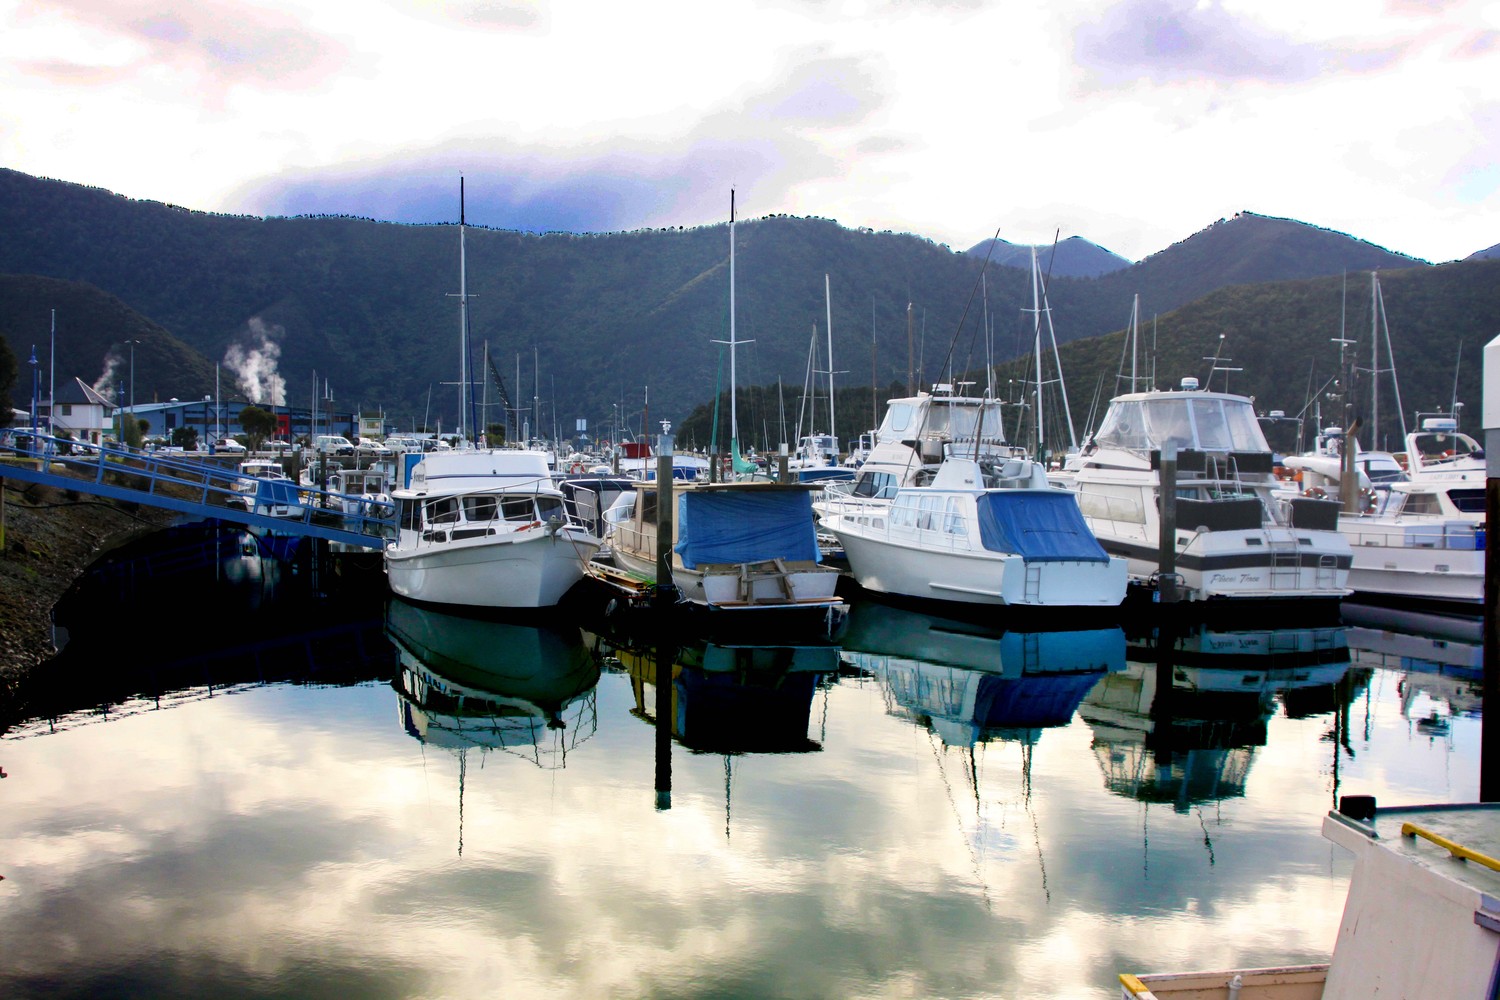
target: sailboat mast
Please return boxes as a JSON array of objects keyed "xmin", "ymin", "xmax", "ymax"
[
  {"xmin": 459, "ymin": 178, "xmax": 470, "ymax": 443},
  {"xmin": 1130, "ymin": 294, "xmax": 1139, "ymax": 391},
  {"xmin": 1369, "ymin": 272, "xmax": 1378, "ymax": 449},
  {"xmin": 825, "ymin": 273, "xmax": 835, "ymax": 451},
  {"xmin": 729, "ymin": 191, "xmax": 739, "ymax": 452},
  {"xmin": 1031, "ymin": 248, "xmax": 1045, "ymax": 455}
]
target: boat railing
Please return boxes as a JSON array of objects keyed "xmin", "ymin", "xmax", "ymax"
[
  {"xmin": 1340, "ymin": 521, "xmax": 1484, "ymax": 552},
  {"xmin": 413, "ymin": 482, "xmax": 587, "ymax": 548}
]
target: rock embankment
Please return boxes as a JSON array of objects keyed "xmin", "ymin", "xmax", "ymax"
[{"xmin": 0, "ymin": 478, "xmax": 177, "ymax": 692}]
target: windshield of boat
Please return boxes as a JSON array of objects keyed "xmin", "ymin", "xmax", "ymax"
[
  {"xmin": 1411, "ymin": 430, "xmax": 1481, "ymax": 461},
  {"xmin": 1094, "ymin": 395, "xmax": 1269, "ymax": 453},
  {"xmin": 914, "ymin": 400, "xmax": 1006, "ymax": 444}
]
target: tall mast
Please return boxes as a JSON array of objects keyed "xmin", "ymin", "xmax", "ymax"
[
  {"xmin": 824, "ymin": 274, "xmax": 835, "ymax": 450},
  {"xmin": 458, "ymin": 178, "xmax": 470, "ymax": 443},
  {"xmin": 730, "ymin": 192, "xmax": 739, "ymax": 452},
  {"xmin": 1369, "ymin": 271, "xmax": 1378, "ymax": 448},
  {"xmin": 1031, "ymin": 248, "xmax": 1045, "ymax": 455}
]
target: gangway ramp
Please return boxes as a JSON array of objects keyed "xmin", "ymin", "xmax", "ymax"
[{"xmin": 0, "ymin": 436, "xmax": 394, "ymax": 549}]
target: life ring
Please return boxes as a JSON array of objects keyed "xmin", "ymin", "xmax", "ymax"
[
  {"xmin": 570, "ymin": 461, "xmax": 584, "ymax": 474},
  {"xmin": 1359, "ymin": 488, "xmax": 1379, "ymax": 514},
  {"xmin": 1303, "ymin": 486, "xmax": 1327, "ymax": 500}
]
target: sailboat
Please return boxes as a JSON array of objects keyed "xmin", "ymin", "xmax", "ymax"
[
  {"xmin": 383, "ymin": 181, "xmax": 604, "ymax": 609},
  {"xmin": 589, "ymin": 193, "xmax": 847, "ymax": 635}
]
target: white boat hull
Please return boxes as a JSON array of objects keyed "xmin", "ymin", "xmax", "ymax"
[
  {"xmin": 830, "ymin": 517, "xmax": 1127, "ymax": 607},
  {"xmin": 1341, "ymin": 516, "xmax": 1483, "ymax": 604},
  {"xmin": 1085, "ymin": 522, "xmax": 1351, "ymax": 601},
  {"xmin": 608, "ymin": 540, "xmax": 843, "ymax": 612},
  {"xmin": 385, "ymin": 526, "xmax": 600, "ymax": 609}
]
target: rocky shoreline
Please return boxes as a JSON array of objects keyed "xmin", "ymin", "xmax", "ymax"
[{"xmin": 0, "ymin": 478, "xmax": 178, "ymax": 692}]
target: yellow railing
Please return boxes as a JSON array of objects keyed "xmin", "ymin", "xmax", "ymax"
[{"xmin": 1401, "ymin": 822, "xmax": 1500, "ymax": 872}]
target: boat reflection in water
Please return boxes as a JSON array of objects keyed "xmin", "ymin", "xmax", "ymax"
[
  {"xmin": 607, "ymin": 635, "xmax": 841, "ymax": 754},
  {"xmin": 838, "ymin": 600, "xmax": 1126, "ymax": 750},
  {"xmin": 1081, "ymin": 622, "xmax": 1354, "ymax": 809},
  {"xmin": 387, "ymin": 596, "xmax": 600, "ymax": 768},
  {"xmin": 1343, "ymin": 601, "xmax": 1483, "ymax": 741}
]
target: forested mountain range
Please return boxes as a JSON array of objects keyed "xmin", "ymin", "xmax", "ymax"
[
  {"xmin": 963, "ymin": 235, "xmax": 1131, "ymax": 278},
  {"xmin": 0, "ymin": 167, "xmax": 1490, "ymax": 446}
]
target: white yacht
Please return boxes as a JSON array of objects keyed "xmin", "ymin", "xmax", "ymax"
[
  {"xmin": 1062, "ymin": 379, "xmax": 1352, "ymax": 603},
  {"xmin": 820, "ymin": 455, "xmax": 1126, "ymax": 608},
  {"xmin": 1338, "ymin": 474, "xmax": 1485, "ymax": 607},
  {"xmin": 384, "ymin": 450, "xmax": 602, "ymax": 609}
]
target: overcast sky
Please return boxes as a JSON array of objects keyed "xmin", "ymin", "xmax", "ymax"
[{"xmin": 3, "ymin": 0, "xmax": 1495, "ymax": 264}]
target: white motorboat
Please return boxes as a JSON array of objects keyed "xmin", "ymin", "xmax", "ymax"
[
  {"xmin": 1121, "ymin": 800, "xmax": 1500, "ymax": 999},
  {"xmin": 225, "ymin": 458, "xmax": 293, "ymax": 510},
  {"xmin": 820, "ymin": 455, "xmax": 1126, "ymax": 608},
  {"xmin": 591, "ymin": 479, "xmax": 846, "ymax": 632},
  {"xmin": 384, "ymin": 449, "xmax": 603, "ymax": 609},
  {"xmin": 1062, "ymin": 379, "xmax": 1352, "ymax": 602},
  {"xmin": 1337, "ymin": 474, "xmax": 1485, "ymax": 606}
]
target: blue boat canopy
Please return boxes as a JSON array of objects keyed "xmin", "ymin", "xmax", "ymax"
[
  {"xmin": 975, "ymin": 491, "xmax": 1110, "ymax": 563},
  {"xmin": 675, "ymin": 489, "xmax": 822, "ymax": 570}
]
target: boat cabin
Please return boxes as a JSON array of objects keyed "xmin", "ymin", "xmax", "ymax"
[{"xmin": 1091, "ymin": 387, "xmax": 1271, "ymax": 456}]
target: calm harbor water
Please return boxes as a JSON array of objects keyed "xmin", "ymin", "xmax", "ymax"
[{"xmin": 0, "ymin": 521, "xmax": 1483, "ymax": 999}]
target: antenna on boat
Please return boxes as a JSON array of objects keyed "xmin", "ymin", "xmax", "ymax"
[{"xmin": 710, "ymin": 190, "xmax": 754, "ymax": 472}]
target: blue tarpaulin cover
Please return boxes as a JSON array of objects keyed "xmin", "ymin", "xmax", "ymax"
[
  {"xmin": 256, "ymin": 480, "xmax": 300, "ymax": 507},
  {"xmin": 675, "ymin": 489, "xmax": 822, "ymax": 570},
  {"xmin": 975, "ymin": 491, "xmax": 1110, "ymax": 563}
]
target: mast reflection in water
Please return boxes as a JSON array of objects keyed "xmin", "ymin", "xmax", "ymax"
[{"xmin": 0, "ymin": 519, "xmax": 1485, "ymax": 999}]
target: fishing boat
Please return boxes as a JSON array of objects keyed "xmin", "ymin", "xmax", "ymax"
[
  {"xmin": 1120, "ymin": 800, "xmax": 1500, "ymax": 999},
  {"xmin": 590, "ymin": 478, "xmax": 846, "ymax": 633},
  {"xmin": 383, "ymin": 182, "xmax": 603, "ymax": 609},
  {"xmin": 819, "ymin": 455, "xmax": 1126, "ymax": 608},
  {"xmin": 1063, "ymin": 379, "xmax": 1352, "ymax": 603},
  {"xmin": 384, "ymin": 449, "xmax": 602, "ymax": 609}
]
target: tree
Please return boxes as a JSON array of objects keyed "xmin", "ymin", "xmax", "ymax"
[
  {"xmin": 171, "ymin": 426, "xmax": 198, "ymax": 450},
  {"xmin": 238, "ymin": 405, "xmax": 277, "ymax": 451}
]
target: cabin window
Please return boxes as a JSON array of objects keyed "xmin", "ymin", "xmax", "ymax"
[
  {"xmin": 918, "ymin": 494, "xmax": 943, "ymax": 530},
  {"xmin": 1402, "ymin": 491, "xmax": 1442, "ymax": 515},
  {"xmin": 639, "ymin": 491, "xmax": 658, "ymax": 525},
  {"xmin": 891, "ymin": 494, "xmax": 919, "ymax": 527},
  {"xmin": 852, "ymin": 471, "xmax": 897, "ymax": 499},
  {"xmin": 536, "ymin": 496, "xmax": 564, "ymax": 521},
  {"xmin": 399, "ymin": 499, "xmax": 420, "ymax": 532},
  {"xmin": 885, "ymin": 403, "xmax": 913, "ymax": 434},
  {"xmin": 463, "ymin": 496, "xmax": 499, "ymax": 522},
  {"xmin": 944, "ymin": 497, "xmax": 964, "ymax": 534},
  {"xmin": 1449, "ymin": 489, "xmax": 1485, "ymax": 514},
  {"xmin": 501, "ymin": 496, "xmax": 536, "ymax": 522},
  {"xmin": 427, "ymin": 497, "xmax": 460, "ymax": 524}
]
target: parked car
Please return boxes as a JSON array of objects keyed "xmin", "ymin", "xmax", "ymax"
[
  {"xmin": 263, "ymin": 438, "xmax": 293, "ymax": 455},
  {"xmin": 356, "ymin": 437, "xmax": 392, "ymax": 459},
  {"xmin": 214, "ymin": 438, "xmax": 247, "ymax": 453},
  {"xmin": 313, "ymin": 434, "xmax": 356, "ymax": 456}
]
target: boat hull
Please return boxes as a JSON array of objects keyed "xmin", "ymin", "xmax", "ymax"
[
  {"xmin": 385, "ymin": 527, "xmax": 600, "ymax": 609},
  {"xmin": 1341, "ymin": 516, "xmax": 1483, "ymax": 605},
  {"xmin": 1086, "ymin": 526, "xmax": 1351, "ymax": 601},
  {"xmin": 832, "ymin": 521, "xmax": 1127, "ymax": 607}
]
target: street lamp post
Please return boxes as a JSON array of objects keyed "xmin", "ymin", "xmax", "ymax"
[{"xmin": 28, "ymin": 344, "xmax": 38, "ymax": 455}]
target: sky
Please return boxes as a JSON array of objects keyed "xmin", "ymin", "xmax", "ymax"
[{"xmin": 2, "ymin": 0, "xmax": 1497, "ymax": 264}]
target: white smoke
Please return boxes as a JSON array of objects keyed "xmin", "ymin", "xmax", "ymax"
[
  {"xmin": 225, "ymin": 317, "xmax": 287, "ymax": 406},
  {"xmin": 93, "ymin": 353, "xmax": 123, "ymax": 400}
]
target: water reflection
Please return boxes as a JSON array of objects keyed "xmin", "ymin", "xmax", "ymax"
[
  {"xmin": 1343, "ymin": 602, "xmax": 1483, "ymax": 742},
  {"xmin": 839, "ymin": 600, "xmax": 1125, "ymax": 750},
  {"xmin": 387, "ymin": 596, "xmax": 600, "ymax": 765},
  {"xmin": 1081, "ymin": 623, "xmax": 1355, "ymax": 809}
]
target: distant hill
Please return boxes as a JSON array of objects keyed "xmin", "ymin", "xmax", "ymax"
[
  {"xmin": 0, "ymin": 274, "xmax": 216, "ymax": 411},
  {"xmin": 0, "ymin": 170, "xmax": 1453, "ymax": 435},
  {"xmin": 1470, "ymin": 243, "xmax": 1500, "ymax": 261},
  {"xmin": 964, "ymin": 235, "xmax": 1131, "ymax": 278}
]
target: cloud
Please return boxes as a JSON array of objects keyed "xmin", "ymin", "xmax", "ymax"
[
  {"xmin": 1073, "ymin": 0, "xmax": 1331, "ymax": 86},
  {"xmin": 13, "ymin": 0, "xmax": 349, "ymax": 90},
  {"xmin": 388, "ymin": 0, "xmax": 547, "ymax": 31}
]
